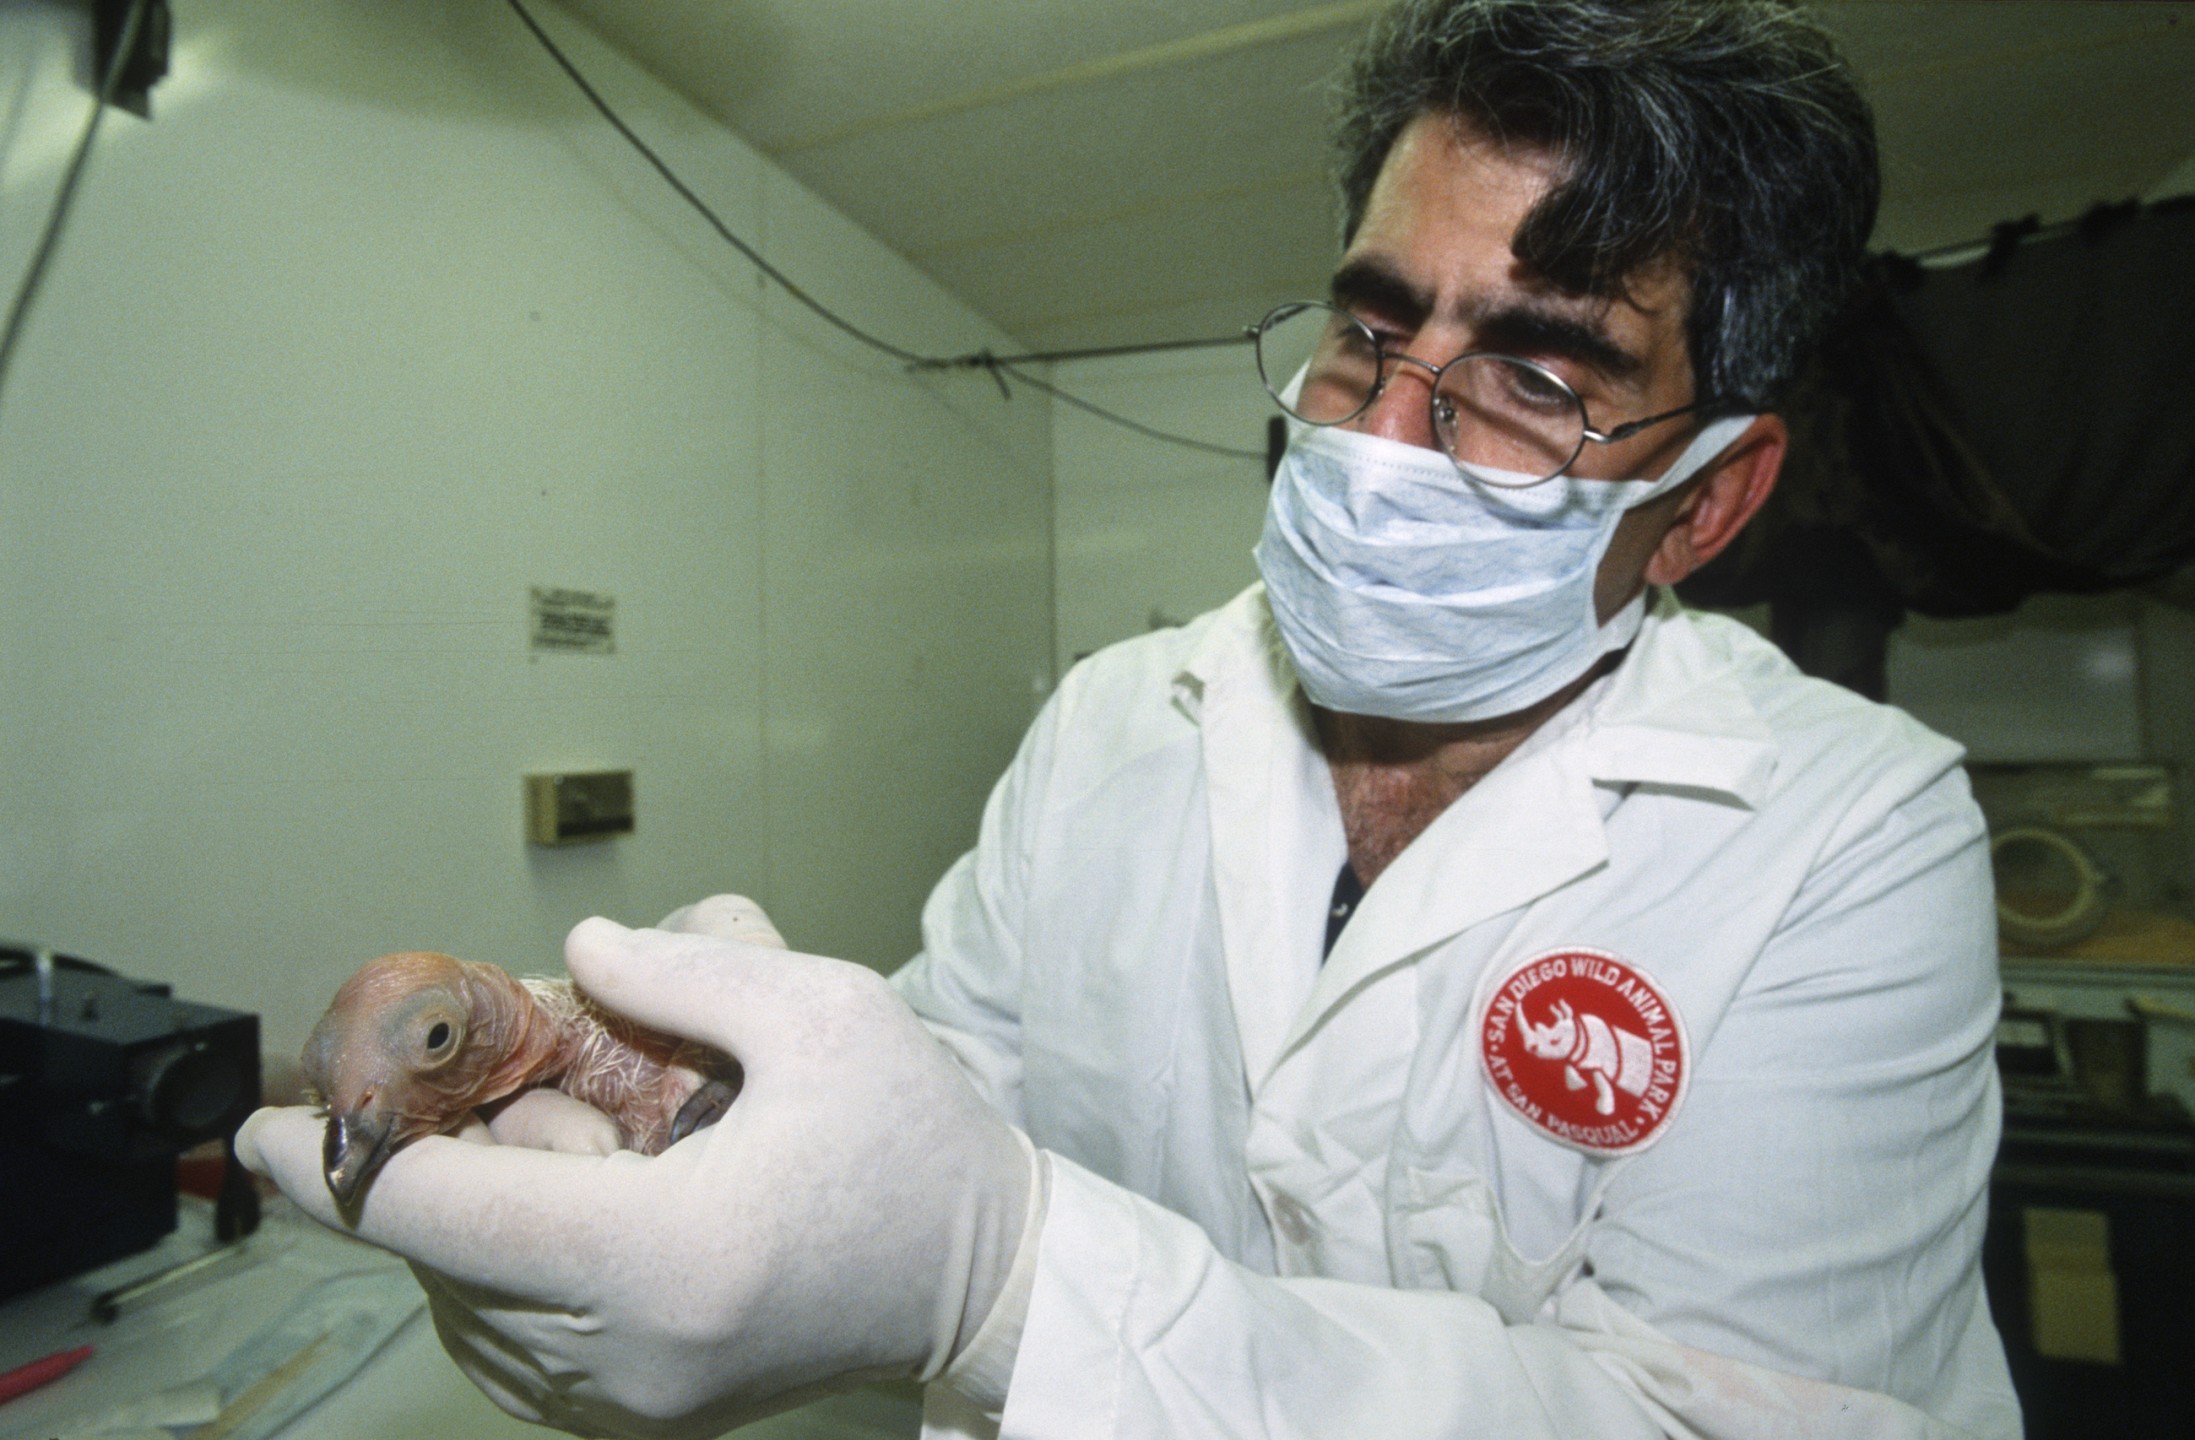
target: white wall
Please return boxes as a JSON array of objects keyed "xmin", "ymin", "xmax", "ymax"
[
  {"xmin": 1048, "ymin": 345, "xmax": 1273, "ymax": 675},
  {"xmin": 0, "ymin": 0, "xmax": 1053, "ymax": 1065},
  {"xmin": 1887, "ymin": 597, "xmax": 2145, "ymax": 763}
]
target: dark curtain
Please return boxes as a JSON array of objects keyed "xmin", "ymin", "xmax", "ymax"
[{"xmin": 1679, "ymin": 197, "xmax": 2195, "ymax": 697}]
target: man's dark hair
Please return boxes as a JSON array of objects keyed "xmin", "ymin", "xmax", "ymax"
[{"xmin": 1333, "ymin": 0, "xmax": 1878, "ymax": 410}]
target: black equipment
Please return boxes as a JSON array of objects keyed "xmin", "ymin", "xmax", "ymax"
[{"xmin": 0, "ymin": 945, "xmax": 260, "ymax": 1300}]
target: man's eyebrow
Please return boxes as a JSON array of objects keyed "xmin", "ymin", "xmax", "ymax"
[
  {"xmin": 1327, "ymin": 261, "xmax": 1647, "ymax": 384},
  {"xmin": 1328, "ymin": 259, "xmax": 1433, "ymax": 323},
  {"xmin": 1462, "ymin": 300, "xmax": 1644, "ymax": 383}
]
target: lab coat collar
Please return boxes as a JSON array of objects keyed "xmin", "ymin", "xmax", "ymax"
[
  {"xmin": 1174, "ymin": 587, "xmax": 1778, "ymax": 808},
  {"xmin": 1575, "ymin": 589, "xmax": 1779, "ymax": 809},
  {"xmin": 1177, "ymin": 586, "xmax": 1779, "ymax": 1088}
]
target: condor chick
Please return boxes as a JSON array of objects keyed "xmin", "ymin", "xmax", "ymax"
[{"xmin": 301, "ymin": 950, "xmax": 740, "ymax": 1205}]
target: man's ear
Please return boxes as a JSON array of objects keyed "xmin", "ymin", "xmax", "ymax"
[{"xmin": 1642, "ymin": 414, "xmax": 1787, "ymax": 586}]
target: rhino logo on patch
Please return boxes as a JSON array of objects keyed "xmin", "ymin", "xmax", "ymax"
[
  {"xmin": 1516, "ymin": 998, "xmax": 1656, "ymax": 1117},
  {"xmin": 1478, "ymin": 948, "xmax": 1690, "ymax": 1157}
]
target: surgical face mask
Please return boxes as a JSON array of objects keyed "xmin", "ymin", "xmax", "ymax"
[{"xmin": 1254, "ymin": 412, "xmax": 1758, "ymax": 724}]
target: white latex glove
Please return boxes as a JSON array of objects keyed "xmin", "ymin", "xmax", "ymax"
[
  {"xmin": 237, "ymin": 919, "xmax": 1036, "ymax": 1439},
  {"xmin": 481, "ymin": 893, "xmax": 792, "ymax": 1156},
  {"xmin": 655, "ymin": 892, "xmax": 788, "ymax": 949},
  {"xmin": 477, "ymin": 1086, "xmax": 623, "ymax": 1156}
]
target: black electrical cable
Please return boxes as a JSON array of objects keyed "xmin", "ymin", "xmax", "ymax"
[
  {"xmin": 503, "ymin": 0, "xmax": 1263, "ymax": 463},
  {"xmin": 0, "ymin": 0, "xmax": 149, "ymax": 425},
  {"xmin": 908, "ymin": 331, "xmax": 1253, "ymax": 371},
  {"xmin": 993, "ymin": 360, "xmax": 1264, "ymax": 460},
  {"xmin": 503, "ymin": 0, "xmax": 926, "ymax": 366}
]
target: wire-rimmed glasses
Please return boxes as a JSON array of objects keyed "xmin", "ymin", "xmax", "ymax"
[{"xmin": 1249, "ymin": 301, "xmax": 1709, "ymax": 487}]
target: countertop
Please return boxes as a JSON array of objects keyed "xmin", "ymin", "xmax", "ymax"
[{"xmin": 0, "ymin": 1193, "xmax": 923, "ymax": 1439}]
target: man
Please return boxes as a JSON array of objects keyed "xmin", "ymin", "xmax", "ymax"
[{"xmin": 241, "ymin": 2, "xmax": 2021, "ymax": 1436}]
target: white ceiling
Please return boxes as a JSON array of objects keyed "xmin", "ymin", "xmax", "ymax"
[{"xmin": 554, "ymin": 1, "xmax": 2195, "ymax": 355}]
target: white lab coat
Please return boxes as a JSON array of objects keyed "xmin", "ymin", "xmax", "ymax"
[{"xmin": 893, "ymin": 585, "xmax": 2021, "ymax": 1440}]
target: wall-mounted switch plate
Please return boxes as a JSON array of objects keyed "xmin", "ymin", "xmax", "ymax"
[{"xmin": 525, "ymin": 770, "xmax": 633, "ymax": 845}]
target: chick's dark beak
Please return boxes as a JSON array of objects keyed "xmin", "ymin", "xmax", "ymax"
[{"xmin": 322, "ymin": 1107, "xmax": 395, "ymax": 1207}]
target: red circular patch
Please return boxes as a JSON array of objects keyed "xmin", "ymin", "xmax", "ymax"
[{"xmin": 1478, "ymin": 948, "xmax": 1689, "ymax": 1156}]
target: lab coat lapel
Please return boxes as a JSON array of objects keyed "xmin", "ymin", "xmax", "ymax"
[
  {"xmin": 1187, "ymin": 597, "xmax": 1336, "ymax": 1091},
  {"xmin": 1279, "ymin": 597, "xmax": 1767, "ymax": 1060},
  {"xmin": 1300, "ymin": 740, "xmax": 1609, "ymax": 1046},
  {"xmin": 1188, "ymin": 589, "xmax": 1775, "ymax": 1089}
]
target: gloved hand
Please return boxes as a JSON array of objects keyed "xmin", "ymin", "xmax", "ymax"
[
  {"xmin": 237, "ymin": 919, "xmax": 1037, "ymax": 1439},
  {"xmin": 655, "ymin": 892, "xmax": 788, "ymax": 948},
  {"xmin": 475, "ymin": 1085, "xmax": 623, "ymax": 1156},
  {"xmin": 480, "ymin": 893, "xmax": 791, "ymax": 1154}
]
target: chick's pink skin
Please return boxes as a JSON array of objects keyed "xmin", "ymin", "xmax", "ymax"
[
  {"xmin": 301, "ymin": 950, "xmax": 729, "ymax": 1205},
  {"xmin": 517, "ymin": 974, "xmax": 727, "ymax": 1154}
]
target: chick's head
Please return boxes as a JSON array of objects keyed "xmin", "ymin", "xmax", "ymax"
[{"xmin": 301, "ymin": 951, "xmax": 489, "ymax": 1206}]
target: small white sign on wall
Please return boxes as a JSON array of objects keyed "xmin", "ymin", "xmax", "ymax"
[{"xmin": 530, "ymin": 587, "xmax": 615, "ymax": 654}]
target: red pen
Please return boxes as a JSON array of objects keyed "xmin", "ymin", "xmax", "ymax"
[{"xmin": 0, "ymin": 1345, "xmax": 93, "ymax": 1405}]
